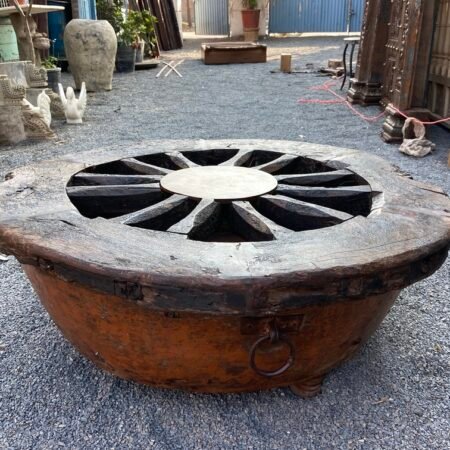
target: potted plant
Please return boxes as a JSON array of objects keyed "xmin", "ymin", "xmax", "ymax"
[
  {"xmin": 241, "ymin": 0, "xmax": 260, "ymax": 33},
  {"xmin": 116, "ymin": 12, "xmax": 142, "ymax": 72},
  {"xmin": 41, "ymin": 55, "xmax": 61, "ymax": 93},
  {"xmin": 136, "ymin": 10, "xmax": 158, "ymax": 62}
]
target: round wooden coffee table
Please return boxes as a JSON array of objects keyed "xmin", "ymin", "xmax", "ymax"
[{"xmin": 0, "ymin": 140, "xmax": 448, "ymax": 396}]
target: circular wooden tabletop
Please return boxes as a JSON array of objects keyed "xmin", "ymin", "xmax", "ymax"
[
  {"xmin": 160, "ymin": 166, "xmax": 278, "ymax": 200},
  {"xmin": 0, "ymin": 140, "xmax": 448, "ymax": 314}
]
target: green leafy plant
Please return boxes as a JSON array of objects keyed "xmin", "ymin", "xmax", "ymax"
[
  {"xmin": 96, "ymin": 0, "xmax": 124, "ymax": 33},
  {"xmin": 139, "ymin": 10, "xmax": 158, "ymax": 56},
  {"xmin": 119, "ymin": 10, "xmax": 144, "ymax": 47},
  {"xmin": 242, "ymin": 0, "xmax": 258, "ymax": 9},
  {"xmin": 96, "ymin": 0, "xmax": 157, "ymax": 52},
  {"xmin": 41, "ymin": 56, "xmax": 58, "ymax": 69}
]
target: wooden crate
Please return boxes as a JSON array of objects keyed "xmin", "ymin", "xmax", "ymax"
[{"xmin": 201, "ymin": 42, "xmax": 267, "ymax": 65}]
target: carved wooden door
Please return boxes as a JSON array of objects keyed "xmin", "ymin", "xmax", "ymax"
[
  {"xmin": 428, "ymin": 0, "xmax": 450, "ymax": 127},
  {"xmin": 382, "ymin": 0, "xmax": 409, "ymax": 107}
]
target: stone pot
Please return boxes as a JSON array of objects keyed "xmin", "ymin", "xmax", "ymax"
[{"xmin": 64, "ymin": 19, "xmax": 117, "ymax": 92}]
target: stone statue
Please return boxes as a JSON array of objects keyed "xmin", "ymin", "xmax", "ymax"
[
  {"xmin": 22, "ymin": 90, "xmax": 52, "ymax": 127},
  {"xmin": 58, "ymin": 82, "xmax": 87, "ymax": 124}
]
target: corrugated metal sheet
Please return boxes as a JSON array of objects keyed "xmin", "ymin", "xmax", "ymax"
[
  {"xmin": 349, "ymin": 0, "xmax": 365, "ymax": 32},
  {"xmin": 269, "ymin": 0, "xmax": 365, "ymax": 33},
  {"xmin": 78, "ymin": 0, "xmax": 97, "ymax": 20},
  {"xmin": 195, "ymin": 0, "xmax": 229, "ymax": 35}
]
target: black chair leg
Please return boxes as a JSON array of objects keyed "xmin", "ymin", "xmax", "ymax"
[{"xmin": 340, "ymin": 43, "xmax": 349, "ymax": 90}]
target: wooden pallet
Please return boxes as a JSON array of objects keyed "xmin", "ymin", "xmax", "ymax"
[{"xmin": 201, "ymin": 42, "xmax": 267, "ymax": 65}]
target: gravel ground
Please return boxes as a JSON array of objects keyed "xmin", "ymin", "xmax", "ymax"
[{"xmin": 0, "ymin": 36, "xmax": 449, "ymax": 450}]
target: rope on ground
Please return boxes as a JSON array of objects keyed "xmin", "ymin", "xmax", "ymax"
[{"xmin": 298, "ymin": 80, "xmax": 450, "ymax": 125}]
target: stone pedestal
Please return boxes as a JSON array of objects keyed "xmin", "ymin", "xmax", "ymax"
[
  {"xmin": 0, "ymin": 69, "xmax": 55, "ymax": 143},
  {"xmin": 64, "ymin": 19, "xmax": 117, "ymax": 92}
]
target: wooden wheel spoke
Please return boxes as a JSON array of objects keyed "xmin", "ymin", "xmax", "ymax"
[
  {"xmin": 66, "ymin": 183, "xmax": 161, "ymax": 198},
  {"xmin": 72, "ymin": 173, "xmax": 163, "ymax": 185},
  {"xmin": 275, "ymin": 170, "xmax": 354, "ymax": 186},
  {"xmin": 166, "ymin": 151, "xmax": 199, "ymax": 169},
  {"xmin": 112, "ymin": 195, "xmax": 189, "ymax": 225},
  {"xmin": 231, "ymin": 202, "xmax": 291, "ymax": 240},
  {"xmin": 121, "ymin": 158, "xmax": 172, "ymax": 175},
  {"xmin": 276, "ymin": 184, "xmax": 372, "ymax": 200},
  {"xmin": 253, "ymin": 154, "xmax": 298, "ymax": 173},
  {"xmin": 259, "ymin": 195, "xmax": 353, "ymax": 230},
  {"xmin": 168, "ymin": 199, "xmax": 220, "ymax": 236},
  {"xmin": 220, "ymin": 150, "xmax": 253, "ymax": 167}
]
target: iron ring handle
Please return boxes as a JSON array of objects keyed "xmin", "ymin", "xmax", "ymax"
[{"xmin": 249, "ymin": 331, "xmax": 296, "ymax": 378}]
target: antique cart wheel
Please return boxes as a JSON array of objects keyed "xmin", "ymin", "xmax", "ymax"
[{"xmin": 0, "ymin": 140, "xmax": 448, "ymax": 396}]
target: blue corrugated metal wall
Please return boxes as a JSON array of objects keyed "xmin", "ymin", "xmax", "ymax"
[
  {"xmin": 78, "ymin": 0, "xmax": 97, "ymax": 20},
  {"xmin": 195, "ymin": 0, "xmax": 229, "ymax": 35},
  {"xmin": 269, "ymin": 0, "xmax": 365, "ymax": 33}
]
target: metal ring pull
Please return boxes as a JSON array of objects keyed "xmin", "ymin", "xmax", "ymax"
[{"xmin": 249, "ymin": 322, "xmax": 296, "ymax": 378}]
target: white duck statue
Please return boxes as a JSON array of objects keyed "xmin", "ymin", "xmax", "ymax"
[
  {"xmin": 58, "ymin": 82, "xmax": 87, "ymax": 124},
  {"xmin": 22, "ymin": 90, "xmax": 52, "ymax": 127}
]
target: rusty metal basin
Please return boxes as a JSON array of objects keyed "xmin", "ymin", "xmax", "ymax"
[{"xmin": 0, "ymin": 140, "xmax": 448, "ymax": 396}]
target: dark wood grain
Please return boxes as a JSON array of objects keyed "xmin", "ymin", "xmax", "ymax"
[
  {"xmin": 113, "ymin": 195, "xmax": 189, "ymax": 225},
  {"xmin": 275, "ymin": 170, "xmax": 355, "ymax": 186},
  {"xmin": 166, "ymin": 151, "xmax": 199, "ymax": 169},
  {"xmin": 72, "ymin": 173, "xmax": 163, "ymax": 185},
  {"xmin": 121, "ymin": 158, "xmax": 172, "ymax": 175},
  {"xmin": 168, "ymin": 199, "xmax": 220, "ymax": 238}
]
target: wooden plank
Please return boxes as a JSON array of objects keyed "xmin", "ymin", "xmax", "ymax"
[
  {"xmin": 113, "ymin": 195, "xmax": 188, "ymax": 225},
  {"xmin": 231, "ymin": 201, "xmax": 290, "ymax": 240},
  {"xmin": 72, "ymin": 173, "xmax": 163, "ymax": 185},
  {"xmin": 121, "ymin": 158, "xmax": 172, "ymax": 175},
  {"xmin": 66, "ymin": 184, "xmax": 161, "ymax": 198},
  {"xmin": 168, "ymin": 199, "xmax": 220, "ymax": 238},
  {"xmin": 275, "ymin": 170, "xmax": 355, "ymax": 186},
  {"xmin": 258, "ymin": 194, "xmax": 353, "ymax": 232}
]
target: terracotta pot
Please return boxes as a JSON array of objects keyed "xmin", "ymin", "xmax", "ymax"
[
  {"xmin": 64, "ymin": 19, "xmax": 117, "ymax": 92},
  {"xmin": 241, "ymin": 9, "xmax": 260, "ymax": 30}
]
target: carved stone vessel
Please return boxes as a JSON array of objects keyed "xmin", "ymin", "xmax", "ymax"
[
  {"xmin": 64, "ymin": 19, "xmax": 117, "ymax": 92},
  {"xmin": 0, "ymin": 140, "xmax": 448, "ymax": 397}
]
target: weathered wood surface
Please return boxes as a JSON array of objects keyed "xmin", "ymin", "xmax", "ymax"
[
  {"xmin": 201, "ymin": 43, "xmax": 267, "ymax": 65},
  {"xmin": 1, "ymin": 139, "xmax": 449, "ymax": 394},
  {"xmin": 0, "ymin": 139, "xmax": 448, "ymax": 316}
]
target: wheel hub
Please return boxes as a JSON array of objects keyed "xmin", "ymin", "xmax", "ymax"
[{"xmin": 160, "ymin": 166, "xmax": 278, "ymax": 201}]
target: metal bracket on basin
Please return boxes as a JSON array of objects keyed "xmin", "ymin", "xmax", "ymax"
[
  {"xmin": 242, "ymin": 315, "xmax": 304, "ymax": 378},
  {"xmin": 240, "ymin": 315, "xmax": 304, "ymax": 336}
]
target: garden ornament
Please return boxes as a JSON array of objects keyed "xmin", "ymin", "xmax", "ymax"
[
  {"xmin": 22, "ymin": 90, "xmax": 52, "ymax": 127},
  {"xmin": 58, "ymin": 82, "xmax": 87, "ymax": 124}
]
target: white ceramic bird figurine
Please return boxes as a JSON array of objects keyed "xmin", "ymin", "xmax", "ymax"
[
  {"xmin": 59, "ymin": 82, "xmax": 87, "ymax": 124},
  {"xmin": 22, "ymin": 90, "xmax": 52, "ymax": 127}
]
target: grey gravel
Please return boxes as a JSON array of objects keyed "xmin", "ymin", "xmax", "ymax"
[{"xmin": 0, "ymin": 36, "xmax": 449, "ymax": 450}]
